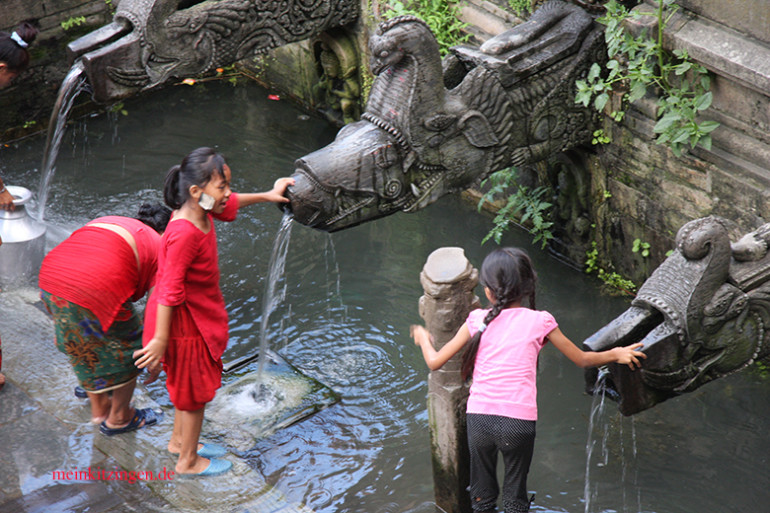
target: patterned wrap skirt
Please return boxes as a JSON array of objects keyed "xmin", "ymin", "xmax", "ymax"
[{"xmin": 41, "ymin": 291, "xmax": 142, "ymax": 393}]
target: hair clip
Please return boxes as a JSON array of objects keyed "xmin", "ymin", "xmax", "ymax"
[
  {"xmin": 11, "ymin": 31, "xmax": 28, "ymax": 49},
  {"xmin": 478, "ymin": 322, "xmax": 487, "ymax": 334}
]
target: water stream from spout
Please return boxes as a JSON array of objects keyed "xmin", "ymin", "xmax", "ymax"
[
  {"xmin": 583, "ymin": 368, "xmax": 641, "ymax": 513},
  {"xmin": 255, "ymin": 212, "xmax": 294, "ymax": 380},
  {"xmin": 584, "ymin": 368, "xmax": 609, "ymax": 513},
  {"xmin": 36, "ymin": 61, "xmax": 88, "ymax": 222}
]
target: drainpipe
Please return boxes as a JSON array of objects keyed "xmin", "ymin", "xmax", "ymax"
[{"xmin": 418, "ymin": 247, "xmax": 480, "ymax": 513}]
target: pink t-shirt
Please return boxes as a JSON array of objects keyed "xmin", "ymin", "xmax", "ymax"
[{"xmin": 465, "ymin": 307, "xmax": 558, "ymax": 421}]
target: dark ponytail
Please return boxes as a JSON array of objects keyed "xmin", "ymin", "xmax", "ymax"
[
  {"xmin": 460, "ymin": 248, "xmax": 538, "ymax": 382},
  {"xmin": 136, "ymin": 202, "xmax": 172, "ymax": 233},
  {"xmin": 162, "ymin": 147, "xmax": 227, "ymax": 209},
  {"xmin": 0, "ymin": 21, "xmax": 39, "ymax": 71}
]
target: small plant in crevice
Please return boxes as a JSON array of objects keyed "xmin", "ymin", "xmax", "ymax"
[
  {"xmin": 585, "ymin": 241, "xmax": 637, "ymax": 296},
  {"xmin": 575, "ymin": 0, "xmax": 719, "ymax": 157},
  {"xmin": 477, "ymin": 167, "xmax": 554, "ymax": 249},
  {"xmin": 61, "ymin": 16, "xmax": 87, "ymax": 31},
  {"xmin": 632, "ymin": 238, "xmax": 651, "ymax": 258}
]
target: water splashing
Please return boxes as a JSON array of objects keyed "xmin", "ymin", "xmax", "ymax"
[{"xmin": 36, "ymin": 61, "xmax": 88, "ymax": 222}]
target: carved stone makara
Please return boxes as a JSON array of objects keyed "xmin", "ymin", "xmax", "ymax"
[
  {"xmin": 285, "ymin": 0, "xmax": 605, "ymax": 231},
  {"xmin": 585, "ymin": 216, "xmax": 770, "ymax": 415},
  {"xmin": 66, "ymin": 0, "xmax": 358, "ymax": 103}
]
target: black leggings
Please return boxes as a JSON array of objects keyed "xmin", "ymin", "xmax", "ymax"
[{"xmin": 467, "ymin": 413, "xmax": 536, "ymax": 513}]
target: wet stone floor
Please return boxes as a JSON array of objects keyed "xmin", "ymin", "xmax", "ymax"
[{"xmin": 0, "ymin": 287, "xmax": 315, "ymax": 513}]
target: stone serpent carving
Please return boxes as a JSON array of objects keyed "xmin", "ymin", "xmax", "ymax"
[
  {"xmin": 584, "ymin": 216, "xmax": 770, "ymax": 415},
  {"xmin": 286, "ymin": 0, "xmax": 605, "ymax": 231},
  {"xmin": 66, "ymin": 0, "xmax": 358, "ymax": 103}
]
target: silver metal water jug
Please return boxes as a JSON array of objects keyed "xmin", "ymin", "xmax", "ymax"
[{"xmin": 0, "ymin": 186, "xmax": 47, "ymax": 287}]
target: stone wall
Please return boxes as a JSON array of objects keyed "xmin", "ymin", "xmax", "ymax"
[
  {"xmin": 585, "ymin": 0, "xmax": 770, "ymax": 283},
  {"xmin": 0, "ymin": 0, "xmax": 114, "ymax": 141}
]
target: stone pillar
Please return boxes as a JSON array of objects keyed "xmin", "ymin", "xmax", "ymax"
[{"xmin": 418, "ymin": 247, "xmax": 481, "ymax": 513}]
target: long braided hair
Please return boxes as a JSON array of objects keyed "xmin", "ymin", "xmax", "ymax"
[{"xmin": 460, "ymin": 247, "xmax": 538, "ymax": 382}]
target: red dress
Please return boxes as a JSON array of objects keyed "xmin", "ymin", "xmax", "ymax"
[
  {"xmin": 143, "ymin": 194, "xmax": 239, "ymax": 410},
  {"xmin": 39, "ymin": 216, "xmax": 161, "ymax": 331}
]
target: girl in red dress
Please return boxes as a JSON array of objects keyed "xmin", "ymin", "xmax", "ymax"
[{"xmin": 135, "ymin": 147, "xmax": 293, "ymax": 476}]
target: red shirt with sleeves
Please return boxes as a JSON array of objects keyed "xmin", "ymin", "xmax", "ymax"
[
  {"xmin": 143, "ymin": 194, "xmax": 239, "ymax": 362},
  {"xmin": 38, "ymin": 216, "xmax": 161, "ymax": 331}
]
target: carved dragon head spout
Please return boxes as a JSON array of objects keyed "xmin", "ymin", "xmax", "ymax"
[
  {"xmin": 66, "ymin": 0, "xmax": 358, "ymax": 103},
  {"xmin": 584, "ymin": 216, "xmax": 770, "ymax": 415},
  {"xmin": 286, "ymin": 0, "xmax": 604, "ymax": 231}
]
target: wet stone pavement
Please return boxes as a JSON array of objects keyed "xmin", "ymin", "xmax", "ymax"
[{"xmin": 0, "ymin": 287, "xmax": 315, "ymax": 513}]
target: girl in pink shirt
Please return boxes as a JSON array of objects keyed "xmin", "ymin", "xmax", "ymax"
[
  {"xmin": 411, "ymin": 247, "xmax": 645, "ymax": 513},
  {"xmin": 134, "ymin": 147, "xmax": 293, "ymax": 477}
]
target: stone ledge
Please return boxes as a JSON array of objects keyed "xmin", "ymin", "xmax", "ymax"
[{"xmin": 666, "ymin": 10, "xmax": 770, "ymax": 97}]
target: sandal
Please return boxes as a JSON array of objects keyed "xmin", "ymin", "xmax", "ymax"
[{"xmin": 99, "ymin": 408, "xmax": 160, "ymax": 436}]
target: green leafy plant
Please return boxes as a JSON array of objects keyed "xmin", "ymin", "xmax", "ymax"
[
  {"xmin": 575, "ymin": 0, "xmax": 719, "ymax": 157},
  {"xmin": 383, "ymin": 1, "xmax": 470, "ymax": 55},
  {"xmin": 632, "ymin": 238, "xmax": 651, "ymax": 257},
  {"xmin": 585, "ymin": 241, "xmax": 637, "ymax": 295},
  {"xmin": 507, "ymin": 0, "xmax": 533, "ymax": 16},
  {"xmin": 108, "ymin": 102, "xmax": 128, "ymax": 116},
  {"xmin": 592, "ymin": 128, "xmax": 611, "ymax": 145},
  {"xmin": 61, "ymin": 16, "xmax": 87, "ymax": 31},
  {"xmin": 477, "ymin": 167, "xmax": 554, "ymax": 248}
]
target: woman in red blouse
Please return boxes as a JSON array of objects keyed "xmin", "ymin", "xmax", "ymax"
[
  {"xmin": 39, "ymin": 204, "xmax": 171, "ymax": 432},
  {"xmin": 135, "ymin": 147, "xmax": 293, "ymax": 476}
]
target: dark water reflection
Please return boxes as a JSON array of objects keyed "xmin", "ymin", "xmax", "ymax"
[{"xmin": 1, "ymin": 81, "xmax": 769, "ymax": 513}]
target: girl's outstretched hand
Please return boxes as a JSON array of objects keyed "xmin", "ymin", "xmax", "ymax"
[
  {"xmin": 614, "ymin": 342, "xmax": 646, "ymax": 370},
  {"xmin": 265, "ymin": 177, "xmax": 295, "ymax": 204},
  {"xmin": 410, "ymin": 325, "xmax": 433, "ymax": 347}
]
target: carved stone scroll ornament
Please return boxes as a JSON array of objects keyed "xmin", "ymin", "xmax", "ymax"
[
  {"xmin": 584, "ymin": 216, "xmax": 770, "ymax": 415},
  {"xmin": 67, "ymin": 0, "xmax": 359, "ymax": 103},
  {"xmin": 286, "ymin": 0, "xmax": 605, "ymax": 232}
]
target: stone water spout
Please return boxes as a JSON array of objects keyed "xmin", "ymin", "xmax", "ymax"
[
  {"xmin": 584, "ymin": 216, "xmax": 770, "ymax": 415},
  {"xmin": 285, "ymin": 0, "xmax": 605, "ymax": 231},
  {"xmin": 65, "ymin": 0, "xmax": 359, "ymax": 103}
]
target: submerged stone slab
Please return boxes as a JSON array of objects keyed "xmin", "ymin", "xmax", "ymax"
[{"xmin": 207, "ymin": 351, "xmax": 341, "ymax": 452}]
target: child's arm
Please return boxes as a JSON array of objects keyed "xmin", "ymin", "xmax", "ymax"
[
  {"xmin": 133, "ymin": 305, "xmax": 173, "ymax": 383},
  {"xmin": 547, "ymin": 327, "xmax": 645, "ymax": 369},
  {"xmin": 411, "ymin": 323, "xmax": 472, "ymax": 371},
  {"xmin": 236, "ymin": 177, "xmax": 295, "ymax": 207}
]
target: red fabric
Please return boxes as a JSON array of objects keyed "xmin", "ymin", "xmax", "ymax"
[
  {"xmin": 39, "ymin": 217, "xmax": 161, "ymax": 331},
  {"xmin": 162, "ymin": 304, "xmax": 223, "ymax": 410},
  {"xmin": 143, "ymin": 194, "xmax": 239, "ymax": 363}
]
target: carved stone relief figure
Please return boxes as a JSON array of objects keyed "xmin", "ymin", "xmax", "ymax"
[{"xmin": 313, "ymin": 30, "xmax": 360, "ymax": 126}]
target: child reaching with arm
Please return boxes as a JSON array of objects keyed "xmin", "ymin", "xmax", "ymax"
[
  {"xmin": 133, "ymin": 147, "xmax": 294, "ymax": 477},
  {"xmin": 411, "ymin": 247, "xmax": 645, "ymax": 513}
]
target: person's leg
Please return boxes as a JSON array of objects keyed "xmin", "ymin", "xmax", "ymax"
[
  {"xmin": 499, "ymin": 418, "xmax": 536, "ymax": 513},
  {"xmin": 86, "ymin": 391, "xmax": 111, "ymax": 424},
  {"xmin": 173, "ymin": 407, "xmax": 209, "ymax": 474},
  {"xmin": 103, "ymin": 378, "xmax": 138, "ymax": 427},
  {"xmin": 467, "ymin": 413, "xmax": 501, "ymax": 513}
]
